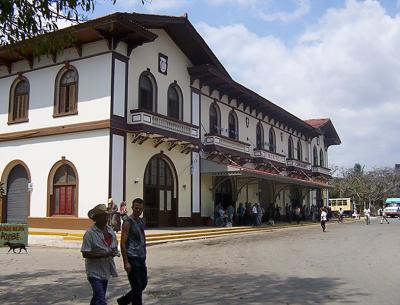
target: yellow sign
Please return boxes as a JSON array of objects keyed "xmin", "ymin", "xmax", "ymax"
[{"xmin": 0, "ymin": 224, "xmax": 28, "ymax": 246}]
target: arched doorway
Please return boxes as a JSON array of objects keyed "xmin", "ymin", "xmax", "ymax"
[
  {"xmin": 214, "ymin": 177, "xmax": 233, "ymax": 210},
  {"xmin": 6, "ymin": 164, "xmax": 29, "ymax": 223},
  {"xmin": 143, "ymin": 156, "xmax": 177, "ymax": 227}
]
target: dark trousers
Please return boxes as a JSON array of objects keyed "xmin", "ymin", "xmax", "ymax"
[
  {"xmin": 88, "ymin": 277, "xmax": 108, "ymax": 305},
  {"xmin": 118, "ymin": 258, "xmax": 148, "ymax": 305},
  {"xmin": 321, "ymin": 220, "xmax": 326, "ymax": 232},
  {"xmin": 252, "ymin": 214, "xmax": 258, "ymax": 226}
]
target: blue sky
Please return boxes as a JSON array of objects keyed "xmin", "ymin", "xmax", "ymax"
[{"xmin": 85, "ymin": 1, "xmax": 400, "ymax": 169}]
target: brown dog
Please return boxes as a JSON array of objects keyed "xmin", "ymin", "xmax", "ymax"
[{"xmin": 4, "ymin": 242, "xmax": 28, "ymax": 253}]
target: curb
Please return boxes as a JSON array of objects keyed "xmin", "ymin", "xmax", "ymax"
[{"xmin": 28, "ymin": 219, "xmax": 356, "ymax": 247}]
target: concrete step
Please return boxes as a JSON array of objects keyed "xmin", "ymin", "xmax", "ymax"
[{"xmin": 28, "ymin": 220, "xmax": 356, "ymax": 248}]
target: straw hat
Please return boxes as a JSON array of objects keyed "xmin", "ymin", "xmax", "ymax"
[{"xmin": 87, "ymin": 204, "xmax": 111, "ymax": 220}]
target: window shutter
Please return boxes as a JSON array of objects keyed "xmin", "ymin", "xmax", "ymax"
[
  {"xmin": 69, "ymin": 84, "xmax": 76, "ymax": 111},
  {"xmin": 59, "ymin": 86, "xmax": 67, "ymax": 113}
]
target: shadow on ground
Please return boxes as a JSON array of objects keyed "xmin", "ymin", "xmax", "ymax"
[{"xmin": 0, "ymin": 266, "xmax": 368, "ymax": 305}]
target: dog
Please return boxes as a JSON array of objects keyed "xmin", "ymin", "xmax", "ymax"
[{"xmin": 4, "ymin": 242, "xmax": 28, "ymax": 253}]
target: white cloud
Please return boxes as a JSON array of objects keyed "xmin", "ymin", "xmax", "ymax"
[
  {"xmin": 197, "ymin": 0, "xmax": 400, "ymax": 168},
  {"xmin": 117, "ymin": 0, "xmax": 189, "ymax": 11},
  {"xmin": 204, "ymin": 0, "xmax": 310, "ymax": 22},
  {"xmin": 258, "ymin": 0, "xmax": 311, "ymax": 22}
]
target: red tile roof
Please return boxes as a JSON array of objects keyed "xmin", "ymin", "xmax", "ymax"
[{"xmin": 304, "ymin": 119, "xmax": 330, "ymax": 128}]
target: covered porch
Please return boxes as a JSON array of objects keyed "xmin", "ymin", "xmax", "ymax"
[{"xmin": 200, "ymin": 159, "xmax": 330, "ymax": 221}]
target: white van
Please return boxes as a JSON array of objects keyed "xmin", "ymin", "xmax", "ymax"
[{"xmin": 383, "ymin": 198, "xmax": 400, "ymax": 217}]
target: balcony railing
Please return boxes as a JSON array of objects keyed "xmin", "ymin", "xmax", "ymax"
[
  {"xmin": 253, "ymin": 149, "xmax": 286, "ymax": 164},
  {"xmin": 129, "ymin": 110, "xmax": 199, "ymax": 139},
  {"xmin": 204, "ymin": 134, "xmax": 251, "ymax": 155},
  {"xmin": 286, "ymin": 159, "xmax": 312, "ymax": 171},
  {"xmin": 312, "ymin": 166, "xmax": 331, "ymax": 176}
]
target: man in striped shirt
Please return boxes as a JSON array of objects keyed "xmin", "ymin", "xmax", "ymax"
[{"xmin": 81, "ymin": 204, "xmax": 119, "ymax": 305}]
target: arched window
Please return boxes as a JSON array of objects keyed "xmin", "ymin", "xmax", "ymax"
[
  {"xmin": 209, "ymin": 103, "xmax": 220, "ymax": 134},
  {"xmin": 167, "ymin": 84, "xmax": 182, "ymax": 120},
  {"xmin": 9, "ymin": 77, "xmax": 29, "ymax": 123},
  {"xmin": 256, "ymin": 123, "xmax": 264, "ymax": 149},
  {"xmin": 319, "ymin": 149, "xmax": 324, "ymax": 167},
  {"xmin": 228, "ymin": 111, "xmax": 238, "ymax": 139},
  {"xmin": 50, "ymin": 163, "xmax": 78, "ymax": 216},
  {"xmin": 55, "ymin": 66, "xmax": 78, "ymax": 116},
  {"xmin": 139, "ymin": 72, "xmax": 157, "ymax": 112},
  {"xmin": 288, "ymin": 136, "xmax": 294, "ymax": 159},
  {"xmin": 297, "ymin": 140, "xmax": 302, "ymax": 161},
  {"xmin": 313, "ymin": 146, "xmax": 318, "ymax": 166},
  {"xmin": 269, "ymin": 127, "xmax": 276, "ymax": 152}
]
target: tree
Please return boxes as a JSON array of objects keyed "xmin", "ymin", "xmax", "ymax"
[
  {"xmin": 331, "ymin": 164, "xmax": 400, "ymax": 213},
  {"xmin": 0, "ymin": 0, "xmax": 146, "ymax": 45}
]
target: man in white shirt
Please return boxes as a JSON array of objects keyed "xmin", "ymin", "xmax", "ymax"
[
  {"xmin": 252, "ymin": 204, "xmax": 258, "ymax": 226},
  {"xmin": 81, "ymin": 204, "xmax": 119, "ymax": 305},
  {"xmin": 364, "ymin": 207, "xmax": 370, "ymax": 225},
  {"xmin": 320, "ymin": 208, "xmax": 327, "ymax": 232}
]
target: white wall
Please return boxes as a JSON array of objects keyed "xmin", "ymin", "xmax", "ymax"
[
  {"xmin": 113, "ymin": 59, "xmax": 126, "ymax": 117},
  {"xmin": 128, "ymin": 29, "xmax": 193, "ymax": 124},
  {"xmin": 0, "ymin": 129, "xmax": 110, "ymax": 218},
  {"xmin": 0, "ymin": 50, "xmax": 112, "ymax": 134},
  {"xmin": 111, "ymin": 134, "xmax": 124, "ymax": 205}
]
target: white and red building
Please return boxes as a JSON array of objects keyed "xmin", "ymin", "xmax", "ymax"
[{"xmin": 0, "ymin": 13, "xmax": 341, "ymax": 229}]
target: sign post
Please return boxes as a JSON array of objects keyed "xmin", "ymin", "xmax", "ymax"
[{"xmin": 0, "ymin": 224, "xmax": 28, "ymax": 246}]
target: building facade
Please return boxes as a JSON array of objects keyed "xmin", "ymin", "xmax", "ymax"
[{"xmin": 0, "ymin": 13, "xmax": 341, "ymax": 229}]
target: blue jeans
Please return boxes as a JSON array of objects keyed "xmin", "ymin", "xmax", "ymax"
[
  {"xmin": 88, "ymin": 277, "xmax": 108, "ymax": 305},
  {"xmin": 118, "ymin": 258, "xmax": 147, "ymax": 305}
]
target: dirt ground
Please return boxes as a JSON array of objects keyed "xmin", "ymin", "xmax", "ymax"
[{"xmin": 0, "ymin": 218, "xmax": 398, "ymax": 305}]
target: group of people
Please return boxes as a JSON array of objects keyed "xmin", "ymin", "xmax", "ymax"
[
  {"xmin": 214, "ymin": 202, "xmax": 265, "ymax": 227},
  {"xmin": 81, "ymin": 198, "xmax": 147, "ymax": 305},
  {"xmin": 214, "ymin": 202, "xmax": 323, "ymax": 227},
  {"xmin": 106, "ymin": 198, "xmax": 129, "ymax": 232}
]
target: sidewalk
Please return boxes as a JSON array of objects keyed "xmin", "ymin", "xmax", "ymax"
[{"xmin": 28, "ymin": 219, "xmax": 355, "ymax": 248}]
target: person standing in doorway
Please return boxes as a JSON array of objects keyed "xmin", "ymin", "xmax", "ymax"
[
  {"xmin": 237, "ymin": 203, "xmax": 245, "ymax": 226},
  {"xmin": 118, "ymin": 198, "xmax": 147, "ymax": 305},
  {"xmin": 295, "ymin": 206, "xmax": 301, "ymax": 224},
  {"xmin": 320, "ymin": 207, "xmax": 327, "ymax": 232},
  {"xmin": 252, "ymin": 203, "xmax": 258, "ymax": 226},
  {"xmin": 81, "ymin": 204, "xmax": 119, "ymax": 305}
]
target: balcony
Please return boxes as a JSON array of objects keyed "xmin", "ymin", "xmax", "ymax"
[
  {"xmin": 253, "ymin": 148, "xmax": 286, "ymax": 165},
  {"xmin": 128, "ymin": 109, "xmax": 200, "ymax": 152},
  {"xmin": 204, "ymin": 134, "xmax": 251, "ymax": 161},
  {"xmin": 312, "ymin": 166, "xmax": 331, "ymax": 177},
  {"xmin": 286, "ymin": 159, "xmax": 312, "ymax": 171}
]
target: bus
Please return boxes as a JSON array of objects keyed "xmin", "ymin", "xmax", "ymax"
[
  {"xmin": 328, "ymin": 198, "xmax": 353, "ymax": 216},
  {"xmin": 383, "ymin": 198, "xmax": 400, "ymax": 217}
]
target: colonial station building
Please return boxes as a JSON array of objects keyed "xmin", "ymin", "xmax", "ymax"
[{"xmin": 0, "ymin": 13, "xmax": 341, "ymax": 229}]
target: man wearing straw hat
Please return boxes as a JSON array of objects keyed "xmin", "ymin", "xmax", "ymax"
[{"xmin": 81, "ymin": 204, "xmax": 119, "ymax": 305}]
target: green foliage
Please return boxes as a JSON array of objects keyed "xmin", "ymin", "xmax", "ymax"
[
  {"xmin": 332, "ymin": 164, "xmax": 400, "ymax": 208},
  {"xmin": 0, "ymin": 182, "xmax": 4, "ymax": 196},
  {"xmin": 1, "ymin": 0, "xmax": 97, "ymax": 45}
]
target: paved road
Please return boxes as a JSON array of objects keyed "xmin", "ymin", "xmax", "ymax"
[{"xmin": 0, "ymin": 218, "xmax": 399, "ymax": 305}]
